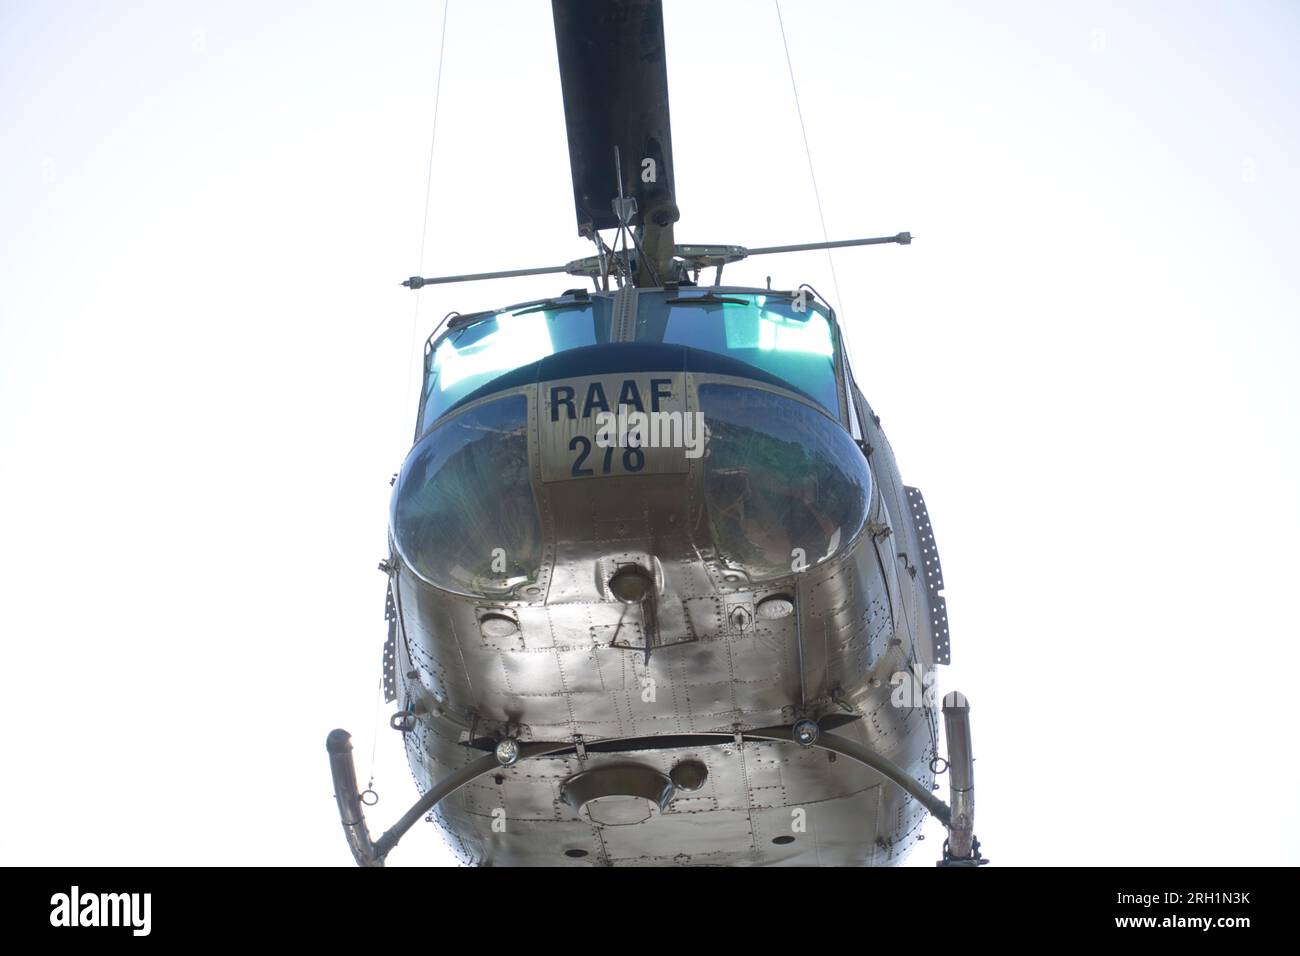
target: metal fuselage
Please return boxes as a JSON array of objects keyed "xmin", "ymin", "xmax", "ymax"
[{"xmin": 385, "ymin": 284, "xmax": 949, "ymax": 865}]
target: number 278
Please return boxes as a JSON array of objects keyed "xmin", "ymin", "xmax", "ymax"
[{"xmin": 569, "ymin": 436, "xmax": 645, "ymax": 477}]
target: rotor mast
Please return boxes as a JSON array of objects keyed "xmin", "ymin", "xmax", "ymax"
[{"xmin": 401, "ymin": 0, "xmax": 911, "ymax": 293}]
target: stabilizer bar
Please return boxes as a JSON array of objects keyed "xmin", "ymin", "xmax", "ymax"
[{"xmin": 401, "ymin": 233, "xmax": 911, "ymax": 290}]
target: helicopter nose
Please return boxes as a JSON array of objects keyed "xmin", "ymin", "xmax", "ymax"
[
  {"xmin": 537, "ymin": 378, "xmax": 872, "ymax": 589},
  {"xmin": 390, "ymin": 374, "xmax": 872, "ymax": 599}
]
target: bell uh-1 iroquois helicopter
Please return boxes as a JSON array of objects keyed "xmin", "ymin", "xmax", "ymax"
[{"xmin": 326, "ymin": 0, "xmax": 984, "ymax": 867}]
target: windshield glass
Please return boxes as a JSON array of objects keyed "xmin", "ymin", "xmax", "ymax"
[
  {"xmin": 635, "ymin": 291, "xmax": 841, "ymax": 417},
  {"xmin": 698, "ymin": 383, "xmax": 871, "ymax": 581},
  {"xmin": 393, "ymin": 394, "xmax": 542, "ymax": 597},
  {"xmin": 421, "ymin": 298, "xmax": 614, "ymax": 431}
]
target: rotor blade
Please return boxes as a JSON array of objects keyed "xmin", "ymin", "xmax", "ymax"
[{"xmin": 552, "ymin": 0, "xmax": 676, "ymax": 235}]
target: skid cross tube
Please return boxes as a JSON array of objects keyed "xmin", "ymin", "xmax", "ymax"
[
  {"xmin": 743, "ymin": 725, "xmax": 951, "ymax": 826},
  {"xmin": 327, "ymin": 719, "xmax": 956, "ymax": 866},
  {"xmin": 326, "ymin": 730, "xmax": 577, "ymax": 867}
]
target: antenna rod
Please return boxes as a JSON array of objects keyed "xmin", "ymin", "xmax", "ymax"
[
  {"xmin": 745, "ymin": 233, "xmax": 911, "ymax": 256},
  {"xmin": 403, "ymin": 264, "xmax": 569, "ymax": 289}
]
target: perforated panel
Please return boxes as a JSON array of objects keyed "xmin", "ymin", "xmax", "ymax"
[
  {"xmin": 382, "ymin": 580, "xmax": 398, "ymax": 703},
  {"xmin": 905, "ymin": 486, "xmax": 951, "ymax": 665}
]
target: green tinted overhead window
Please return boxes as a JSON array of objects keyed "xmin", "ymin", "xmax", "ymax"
[
  {"xmin": 636, "ymin": 291, "xmax": 841, "ymax": 417},
  {"xmin": 420, "ymin": 298, "xmax": 614, "ymax": 431}
]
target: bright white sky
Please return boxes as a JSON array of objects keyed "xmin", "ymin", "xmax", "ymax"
[{"xmin": 2, "ymin": 0, "xmax": 1298, "ymax": 867}]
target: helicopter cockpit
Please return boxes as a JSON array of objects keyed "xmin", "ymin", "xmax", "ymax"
[
  {"xmin": 416, "ymin": 288, "xmax": 844, "ymax": 433},
  {"xmin": 392, "ymin": 287, "xmax": 872, "ymax": 598}
]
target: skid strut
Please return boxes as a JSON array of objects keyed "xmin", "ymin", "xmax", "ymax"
[
  {"xmin": 326, "ymin": 702, "xmax": 983, "ymax": 866},
  {"xmin": 936, "ymin": 692, "xmax": 986, "ymax": 866},
  {"xmin": 326, "ymin": 730, "xmax": 575, "ymax": 867}
]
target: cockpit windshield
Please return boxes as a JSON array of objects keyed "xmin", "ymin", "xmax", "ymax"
[
  {"xmin": 420, "ymin": 297, "xmax": 614, "ymax": 431},
  {"xmin": 635, "ymin": 291, "xmax": 842, "ymax": 417},
  {"xmin": 419, "ymin": 289, "xmax": 843, "ymax": 434}
]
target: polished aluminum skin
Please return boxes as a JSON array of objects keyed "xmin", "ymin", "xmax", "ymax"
[{"xmin": 382, "ymin": 286, "xmax": 951, "ymax": 866}]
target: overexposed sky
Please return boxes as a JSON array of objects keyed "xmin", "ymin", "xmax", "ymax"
[{"xmin": 2, "ymin": 0, "xmax": 1298, "ymax": 866}]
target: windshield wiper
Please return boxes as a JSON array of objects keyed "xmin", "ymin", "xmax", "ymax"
[
  {"xmin": 510, "ymin": 300, "xmax": 592, "ymax": 317},
  {"xmin": 664, "ymin": 294, "xmax": 750, "ymax": 306}
]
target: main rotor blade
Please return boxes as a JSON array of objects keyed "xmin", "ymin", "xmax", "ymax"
[{"xmin": 552, "ymin": 0, "xmax": 676, "ymax": 236}]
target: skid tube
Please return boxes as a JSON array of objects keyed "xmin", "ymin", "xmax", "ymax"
[{"xmin": 326, "ymin": 702, "xmax": 983, "ymax": 867}]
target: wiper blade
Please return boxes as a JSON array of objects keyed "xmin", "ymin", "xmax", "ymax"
[
  {"xmin": 665, "ymin": 294, "xmax": 750, "ymax": 306},
  {"xmin": 445, "ymin": 309, "xmax": 497, "ymax": 330},
  {"xmin": 510, "ymin": 297, "xmax": 592, "ymax": 317}
]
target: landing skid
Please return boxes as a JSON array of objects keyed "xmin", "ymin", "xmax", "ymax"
[{"xmin": 326, "ymin": 694, "xmax": 985, "ymax": 867}]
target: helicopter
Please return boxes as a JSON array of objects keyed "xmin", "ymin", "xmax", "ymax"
[{"xmin": 326, "ymin": 0, "xmax": 983, "ymax": 867}]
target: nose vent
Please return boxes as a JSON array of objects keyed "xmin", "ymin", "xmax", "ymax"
[
  {"xmin": 596, "ymin": 553, "xmax": 664, "ymax": 602},
  {"xmin": 609, "ymin": 565, "xmax": 655, "ymax": 603},
  {"xmin": 561, "ymin": 765, "xmax": 675, "ymax": 827},
  {"xmin": 603, "ymin": 559, "xmax": 665, "ymax": 663}
]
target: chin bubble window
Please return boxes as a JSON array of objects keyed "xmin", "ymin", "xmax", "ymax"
[
  {"xmin": 698, "ymin": 384, "xmax": 871, "ymax": 582},
  {"xmin": 391, "ymin": 394, "xmax": 543, "ymax": 597}
]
